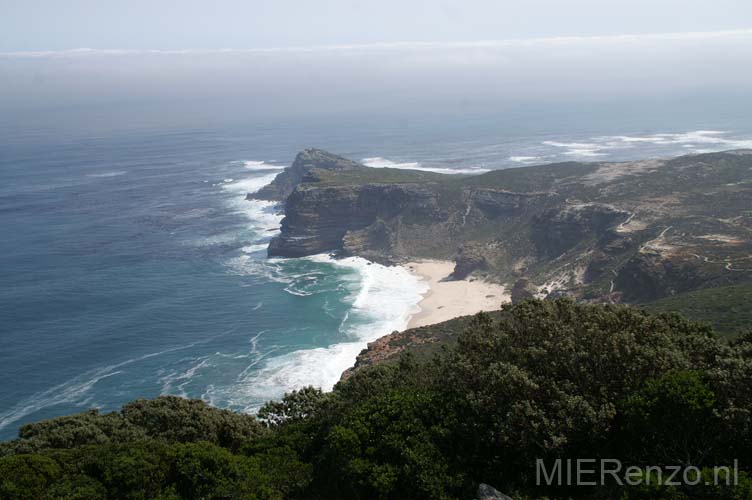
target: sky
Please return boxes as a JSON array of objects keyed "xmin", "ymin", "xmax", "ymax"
[
  {"xmin": 1, "ymin": 1, "xmax": 751, "ymax": 137},
  {"xmin": 1, "ymin": 0, "xmax": 752, "ymax": 51}
]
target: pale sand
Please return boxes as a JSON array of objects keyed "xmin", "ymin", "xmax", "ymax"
[{"xmin": 404, "ymin": 260, "xmax": 510, "ymax": 329}]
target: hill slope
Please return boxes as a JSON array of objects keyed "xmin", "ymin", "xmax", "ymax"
[{"xmin": 263, "ymin": 149, "xmax": 752, "ymax": 305}]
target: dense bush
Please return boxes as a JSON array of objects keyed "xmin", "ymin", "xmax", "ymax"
[
  {"xmin": 120, "ymin": 396, "xmax": 265, "ymax": 451},
  {"xmin": 1, "ymin": 300, "xmax": 750, "ymax": 499},
  {"xmin": 0, "ymin": 396, "xmax": 265, "ymax": 458},
  {"xmin": 435, "ymin": 302, "xmax": 727, "ymax": 490}
]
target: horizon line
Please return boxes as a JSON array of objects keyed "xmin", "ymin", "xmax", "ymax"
[{"xmin": 2, "ymin": 28, "xmax": 752, "ymax": 58}]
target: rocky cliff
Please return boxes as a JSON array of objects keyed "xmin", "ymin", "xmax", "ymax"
[
  {"xmin": 249, "ymin": 148, "xmax": 365, "ymax": 202},
  {"xmin": 268, "ymin": 182, "xmax": 441, "ymax": 259},
  {"xmin": 257, "ymin": 149, "xmax": 752, "ymax": 305}
]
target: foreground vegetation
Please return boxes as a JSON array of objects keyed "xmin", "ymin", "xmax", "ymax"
[{"xmin": 2, "ymin": 300, "xmax": 751, "ymax": 499}]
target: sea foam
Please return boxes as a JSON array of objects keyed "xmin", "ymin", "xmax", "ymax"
[
  {"xmin": 242, "ymin": 160, "xmax": 285, "ymax": 171},
  {"xmin": 362, "ymin": 156, "xmax": 489, "ymax": 175},
  {"xmin": 221, "ymin": 255, "xmax": 428, "ymax": 409},
  {"xmin": 221, "ymin": 169, "xmax": 283, "ymax": 237},
  {"xmin": 213, "ymin": 161, "xmax": 430, "ymax": 409},
  {"xmin": 537, "ymin": 130, "xmax": 752, "ymax": 159}
]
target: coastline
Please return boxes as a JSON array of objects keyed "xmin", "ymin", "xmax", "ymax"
[{"xmin": 403, "ymin": 260, "xmax": 510, "ymax": 329}]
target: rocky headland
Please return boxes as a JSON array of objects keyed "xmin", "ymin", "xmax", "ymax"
[{"xmin": 253, "ymin": 148, "xmax": 752, "ymax": 306}]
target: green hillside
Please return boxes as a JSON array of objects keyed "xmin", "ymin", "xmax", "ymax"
[{"xmin": 644, "ymin": 283, "xmax": 752, "ymax": 338}]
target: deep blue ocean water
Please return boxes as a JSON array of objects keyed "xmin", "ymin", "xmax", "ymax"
[{"xmin": 2, "ymin": 105, "xmax": 751, "ymax": 439}]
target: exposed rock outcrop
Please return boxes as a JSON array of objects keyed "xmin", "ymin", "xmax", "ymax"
[
  {"xmin": 342, "ymin": 219, "xmax": 396, "ymax": 264},
  {"xmin": 477, "ymin": 483, "xmax": 513, "ymax": 500},
  {"xmin": 268, "ymin": 183, "xmax": 440, "ymax": 258},
  {"xmin": 341, "ymin": 313, "xmax": 486, "ymax": 381},
  {"xmin": 531, "ymin": 204, "xmax": 630, "ymax": 259},
  {"xmin": 249, "ymin": 148, "xmax": 364, "ymax": 202},
  {"xmin": 469, "ymin": 188, "xmax": 552, "ymax": 218},
  {"xmin": 451, "ymin": 243, "xmax": 489, "ymax": 279},
  {"xmin": 510, "ymin": 278, "xmax": 537, "ymax": 303}
]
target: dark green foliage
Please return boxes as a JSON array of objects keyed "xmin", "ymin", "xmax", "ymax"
[
  {"xmin": 0, "ymin": 441, "xmax": 292, "ymax": 499},
  {"xmin": 1, "ymin": 300, "xmax": 750, "ymax": 499},
  {"xmin": 0, "ymin": 455, "xmax": 62, "ymax": 500},
  {"xmin": 121, "ymin": 396, "xmax": 265, "ymax": 451},
  {"xmin": 618, "ymin": 371, "xmax": 720, "ymax": 465},
  {"xmin": 437, "ymin": 301, "xmax": 723, "ymax": 488},
  {"xmin": 4, "ymin": 410, "xmax": 144, "ymax": 455},
  {"xmin": 87, "ymin": 441, "xmax": 172, "ymax": 499},
  {"xmin": 0, "ymin": 396, "xmax": 265, "ymax": 458},
  {"xmin": 621, "ymin": 469, "xmax": 752, "ymax": 500},
  {"xmin": 319, "ymin": 389, "xmax": 463, "ymax": 499},
  {"xmin": 644, "ymin": 284, "xmax": 752, "ymax": 338},
  {"xmin": 168, "ymin": 443, "xmax": 278, "ymax": 499},
  {"xmin": 257, "ymin": 386, "xmax": 328, "ymax": 427}
]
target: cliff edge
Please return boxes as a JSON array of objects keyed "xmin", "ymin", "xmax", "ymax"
[{"xmin": 255, "ymin": 149, "xmax": 752, "ymax": 305}]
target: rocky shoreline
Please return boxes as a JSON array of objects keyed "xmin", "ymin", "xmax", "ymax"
[{"xmin": 252, "ymin": 148, "xmax": 752, "ymax": 307}]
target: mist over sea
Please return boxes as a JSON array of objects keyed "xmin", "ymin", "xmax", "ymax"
[{"xmin": 2, "ymin": 95, "xmax": 752, "ymax": 439}]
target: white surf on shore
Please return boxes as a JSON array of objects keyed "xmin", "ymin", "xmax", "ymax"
[
  {"xmin": 212, "ymin": 161, "xmax": 429, "ymax": 411},
  {"xmin": 226, "ymin": 255, "xmax": 427, "ymax": 408}
]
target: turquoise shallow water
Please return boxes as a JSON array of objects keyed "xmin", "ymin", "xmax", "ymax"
[{"xmin": 2, "ymin": 107, "xmax": 751, "ymax": 440}]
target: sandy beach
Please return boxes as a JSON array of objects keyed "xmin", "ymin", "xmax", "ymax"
[{"xmin": 405, "ymin": 260, "xmax": 510, "ymax": 329}]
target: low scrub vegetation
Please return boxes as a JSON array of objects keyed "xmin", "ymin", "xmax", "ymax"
[{"xmin": 2, "ymin": 300, "xmax": 750, "ymax": 499}]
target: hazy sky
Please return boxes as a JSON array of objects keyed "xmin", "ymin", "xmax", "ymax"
[
  {"xmin": 2, "ymin": 1, "xmax": 751, "ymax": 138},
  {"xmin": 2, "ymin": 0, "xmax": 752, "ymax": 51}
]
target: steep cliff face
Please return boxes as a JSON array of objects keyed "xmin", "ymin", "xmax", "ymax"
[
  {"xmin": 469, "ymin": 188, "xmax": 552, "ymax": 218},
  {"xmin": 531, "ymin": 204, "xmax": 630, "ymax": 259},
  {"xmin": 257, "ymin": 149, "xmax": 752, "ymax": 304},
  {"xmin": 268, "ymin": 183, "xmax": 441, "ymax": 258}
]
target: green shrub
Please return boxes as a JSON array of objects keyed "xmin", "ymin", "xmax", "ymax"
[{"xmin": 1, "ymin": 301, "xmax": 750, "ymax": 500}]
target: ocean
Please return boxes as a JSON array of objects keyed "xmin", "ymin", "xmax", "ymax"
[{"xmin": 2, "ymin": 105, "xmax": 752, "ymax": 440}]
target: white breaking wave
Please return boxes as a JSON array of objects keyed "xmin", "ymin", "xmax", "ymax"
[
  {"xmin": 220, "ymin": 166, "xmax": 285, "ymax": 281},
  {"xmin": 221, "ymin": 172, "xmax": 279, "ymax": 197},
  {"xmin": 225, "ymin": 254, "xmax": 292, "ymax": 284},
  {"xmin": 160, "ymin": 356, "xmax": 213, "ymax": 397},
  {"xmin": 222, "ymin": 255, "xmax": 428, "ymax": 410},
  {"xmin": 86, "ymin": 170, "xmax": 127, "ymax": 178},
  {"xmin": 362, "ymin": 157, "xmax": 422, "ymax": 170},
  {"xmin": 1, "ymin": 159, "xmax": 432, "ymax": 431},
  {"xmin": 362, "ymin": 157, "xmax": 489, "ymax": 175},
  {"xmin": 0, "ymin": 340, "xmax": 212, "ymax": 433},
  {"xmin": 219, "ymin": 168, "xmax": 428, "ymax": 410},
  {"xmin": 539, "ymin": 130, "xmax": 752, "ymax": 158},
  {"xmin": 606, "ymin": 130, "xmax": 752, "ymax": 150},
  {"xmin": 241, "ymin": 243, "xmax": 269, "ymax": 254},
  {"xmin": 221, "ymin": 173, "xmax": 283, "ymax": 237},
  {"xmin": 509, "ymin": 156, "xmax": 543, "ymax": 163},
  {"xmin": 542, "ymin": 141, "xmax": 608, "ymax": 157},
  {"xmin": 243, "ymin": 160, "xmax": 285, "ymax": 171}
]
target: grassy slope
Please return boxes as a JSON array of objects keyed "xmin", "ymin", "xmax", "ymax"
[
  {"xmin": 643, "ymin": 283, "xmax": 752, "ymax": 338},
  {"xmin": 313, "ymin": 160, "xmax": 597, "ymax": 192},
  {"xmin": 310, "ymin": 166, "xmax": 452, "ymax": 185}
]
